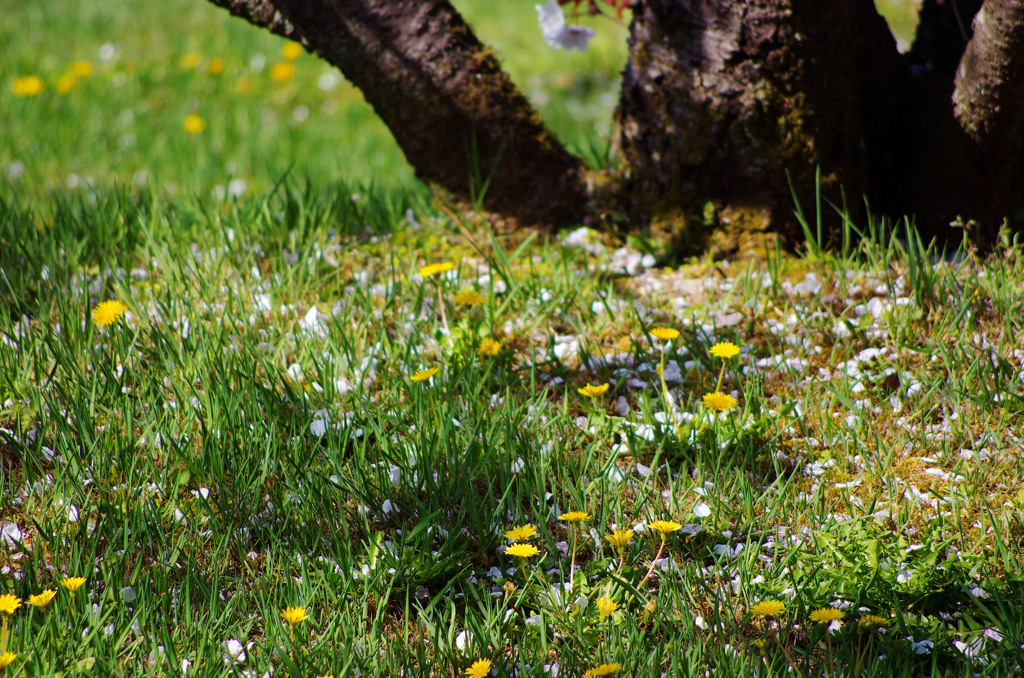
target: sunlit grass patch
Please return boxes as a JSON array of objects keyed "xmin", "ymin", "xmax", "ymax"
[{"xmin": 3, "ymin": 187, "xmax": 1024, "ymax": 673}]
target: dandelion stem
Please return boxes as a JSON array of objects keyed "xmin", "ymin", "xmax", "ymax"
[
  {"xmin": 434, "ymin": 282, "xmax": 450, "ymax": 336},
  {"xmin": 568, "ymin": 527, "xmax": 578, "ymax": 593},
  {"xmin": 658, "ymin": 346, "xmax": 686, "ymax": 439},
  {"xmin": 715, "ymin": 360, "xmax": 726, "ymax": 392},
  {"xmin": 658, "ymin": 346, "xmax": 670, "ymax": 403},
  {"xmin": 636, "ymin": 537, "xmax": 667, "ymax": 592},
  {"xmin": 853, "ymin": 629, "xmax": 874, "ymax": 677},
  {"xmin": 773, "ymin": 631, "xmax": 804, "ymax": 678}
]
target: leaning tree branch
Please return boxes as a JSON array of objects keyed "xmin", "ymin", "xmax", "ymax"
[
  {"xmin": 953, "ymin": 0, "xmax": 1024, "ymax": 160},
  {"xmin": 203, "ymin": 0, "xmax": 589, "ymax": 226}
]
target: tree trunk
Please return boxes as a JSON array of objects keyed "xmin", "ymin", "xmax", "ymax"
[
  {"xmin": 950, "ymin": 0, "xmax": 1024, "ymax": 241},
  {"xmin": 615, "ymin": 0, "xmax": 905, "ymax": 250},
  {"xmin": 203, "ymin": 0, "xmax": 589, "ymax": 227}
]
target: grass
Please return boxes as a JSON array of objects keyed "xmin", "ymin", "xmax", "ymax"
[
  {"xmin": 2, "ymin": 1, "xmax": 1024, "ymax": 677},
  {"xmin": 0, "ymin": 0, "xmax": 627, "ymax": 203}
]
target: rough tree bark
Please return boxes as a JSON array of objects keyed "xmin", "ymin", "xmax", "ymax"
[
  {"xmin": 953, "ymin": 0, "xmax": 1024, "ymax": 150},
  {"xmin": 951, "ymin": 0, "xmax": 1024, "ymax": 239},
  {"xmin": 614, "ymin": 0, "xmax": 902, "ymax": 249},
  {"xmin": 203, "ymin": 0, "xmax": 589, "ymax": 226},
  {"xmin": 202, "ymin": 0, "xmax": 1024, "ymax": 249}
]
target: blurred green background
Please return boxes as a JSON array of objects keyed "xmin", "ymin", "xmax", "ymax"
[{"xmin": 0, "ymin": 1, "xmax": 920, "ymax": 205}]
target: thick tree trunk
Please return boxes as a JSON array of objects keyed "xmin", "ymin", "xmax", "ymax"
[
  {"xmin": 610, "ymin": 0, "xmax": 884, "ymax": 249},
  {"xmin": 204, "ymin": 0, "xmax": 589, "ymax": 226},
  {"xmin": 615, "ymin": 0, "xmax": 906, "ymax": 250}
]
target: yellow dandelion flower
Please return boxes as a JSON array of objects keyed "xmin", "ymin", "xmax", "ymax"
[
  {"xmin": 464, "ymin": 658, "xmax": 491, "ymax": 678},
  {"xmin": 56, "ymin": 74, "xmax": 78, "ymax": 95},
  {"xmin": 478, "ymin": 338, "xmax": 502, "ymax": 357},
  {"xmin": 709, "ymin": 342, "xmax": 741, "ymax": 359},
  {"xmin": 750, "ymin": 600, "xmax": 785, "ymax": 617},
  {"xmin": 858, "ymin": 614, "xmax": 888, "ymax": 630},
  {"xmin": 180, "ymin": 52, "xmax": 202, "ymax": 69},
  {"xmin": 453, "ymin": 289, "xmax": 486, "ymax": 306},
  {"xmin": 12, "ymin": 76, "xmax": 45, "ymax": 97},
  {"xmin": 584, "ymin": 663, "xmax": 622, "ymax": 677},
  {"xmin": 702, "ymin": 392, "xmax": 738, "ymax": 412},
  {"xmin": 596, "ymin": 596, "xmax": 619, "ymax": 622},
  {"xmin": 605, "ymin": 530, "xmax": 633, "ymax": 549},
  {"xmin": 71, "ymin": 61, "xmax": 93, "ymax": 78},
  {"xmin": 27, "ymin": 589, "xmax": 57, "ymax": 608},
  {"xmin": 410, "ymin": 367, "xmax": 440, "ymax": 383},
  {"xmin": 643, "ymin": 598, "xmax": 657, "ymax": 616},
  {"xmin": 504, "ymin": 543, "xmax": 540, "ymax": 559},
  {"xmin": 235, "ymin": 77, "xmax": 253, "ymax": 94},
  {"xmin": 0, "ymin": 594, "xmax": 21, "ymax": 616},
  {"xmin": 504, "ymin": 524, "xmax": 537, "ymax": 541},
  {"xmin": 269, "ymin": 62, "xmax": 295, "ymax": 82},
  {"xmin": 0, "ymin": 653, "xmax": 16, "ymax": 669},
  {"xmin": 649, "ymin": 327, "xmax": 680, "ymax": 341},
  {"xmin": 208, "ymin": 57, "xmax": 225, "ymax": 75},
  {"xmin": 577, "ymin": 383, "xmax": 609, "ymax": 398},
  {"xmin": 648, "ymin": 520, "xmax": 682, "ymax": 536},
  {"xmin": 419, "ymin": 261, "xmax": 455, "ymax": 278},
  {"xmin": 810, "ymin": 607, "xmax": 844, "ymax": 624},
  {"xmin": 280, "ymin": 606, "xmax": 308, "ymax": 627},
  {"xmin": 61, "ymin": 577, "xmax": 87, "ymax": 593},
  {"xmin": 558, "ymin": 511, "xmax": 590, "ymax": 523},
  {"xmin": 282, "ymin": 42, "xmax": 304, "ymax": 61},
  {"xmin": 92, "ymin": 299, "xmax": 128, "ymax": 326},
  {"xmin": 183, "ymin": 114, "xmax": 206, "ymax": 135}
]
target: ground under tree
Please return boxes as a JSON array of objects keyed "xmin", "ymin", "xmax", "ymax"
[{"xmin": 203, "ymin": 0, "xmax": 1024, "ymax": 251}]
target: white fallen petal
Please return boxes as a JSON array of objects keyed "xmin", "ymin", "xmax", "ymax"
[
  {"xmin": 455, "ymin": 629, "xmax": 473, "ymax": 654},
  {"xmin": 692, "ymin": 502, "xmax": 712, "ymax": 518}
]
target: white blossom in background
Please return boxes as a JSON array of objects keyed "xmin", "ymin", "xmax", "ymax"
[
  {"xmin": 228, "ymin": 179, "xmax": 247, "ymax": 198},
  {"xmin": 318, "ymin": 71, "xmax": 341, "ymax": 91},
  {"xmin": 535, "ymin": 0, "xmax": 595, "ymax": 52}
]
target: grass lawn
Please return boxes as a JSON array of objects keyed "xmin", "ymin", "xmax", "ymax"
[{"xmin": 2, "ymin": 1, "xmax": 1024, "ymax": 677}]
